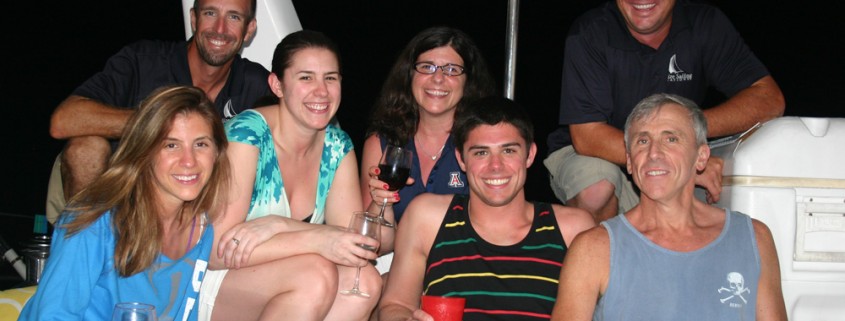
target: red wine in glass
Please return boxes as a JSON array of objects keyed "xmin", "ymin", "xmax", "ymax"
[
  {"xmin": 374, "ymin": 145, "xmax": 413, "ymax": 227},
  {"xmin": 378, "ymin": 164, "xmax": 411, "ymax": 191}
]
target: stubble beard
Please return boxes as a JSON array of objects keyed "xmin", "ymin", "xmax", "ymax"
[{"xmin": 196, "ymin": 32, "xmax": 242, "ymax": 66}]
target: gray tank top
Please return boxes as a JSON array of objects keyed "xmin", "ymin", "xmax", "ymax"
[{"xmin": 594, "ymin": 209, "xmax": 760, "ymax": 321}]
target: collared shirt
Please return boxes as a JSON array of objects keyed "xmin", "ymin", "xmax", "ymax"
[
  {"xmin": 379, "ymin": 135, "xmax": 468, "ymax": 223},
  {"xmin": 547, "ymin": 0, "xmax": 770, "ymax": 153},
  {"xmin": 74, "ymin": 39, "xmax": 271, "ymax": 121}
]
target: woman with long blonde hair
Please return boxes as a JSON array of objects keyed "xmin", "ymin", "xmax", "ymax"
[{"xmin": 21, "ymin": 85, "xmax": 230, "ymax": 321}]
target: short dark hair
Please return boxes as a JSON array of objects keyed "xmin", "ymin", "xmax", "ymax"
[
  {"xmin": 452, "ymin": 96, "xmax": 534, "ymax": 153},
  {"xmin": 193, "ymin": 0, "xmax": 257, "ymax": 21}
]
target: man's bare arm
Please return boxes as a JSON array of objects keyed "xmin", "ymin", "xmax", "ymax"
[
  {"xmin": 378, "ymin": 194, "xmax": 450, "ymax": 321},
  {"xmin": 50, "ymin": 95, "xmax": 134, "ymax": 140},
  {"xmin": 570, "ymin": 122, "xmax": 627, "ymax": 166},
  {"xmin": 552, "ymin": 204, "xmax": 597, "ymax": 247},
  {"xmin": 551, "ymin": 226, "xmax": 609, "ymax": 321},
  {"xmin": 704, "ymin": 75, "xmax": 784, "ymax": 138},
  {"xmin": 571, "ymin": 75, "xmax": 783, "ymax": 167},
  {"xmin": 752, "ymin": 219, "xmax": 787, "ymax": 321},
  {"xmin": 695, "ymin": 75, "xmax": 783, "ymax": 203}
]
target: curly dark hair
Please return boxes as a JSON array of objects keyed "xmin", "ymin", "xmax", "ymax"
[{"xmin": 366, "ymin": 26, "xmax": 496, "ymax": 146}]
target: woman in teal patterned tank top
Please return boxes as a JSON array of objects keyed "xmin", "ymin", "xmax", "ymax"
[{"xmin": 198, "ymin": 31, "xmax": 393, "ymax": 321}]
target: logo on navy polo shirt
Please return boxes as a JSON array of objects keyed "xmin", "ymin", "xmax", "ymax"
[
  {"xmin": 448, "ymin": 171, "xmax": 465, "ymax": 188},
  {"xmin": 667, "ymin": 54, "xmax": 693, "ymax": 82},
  {"xmin": 223, "ymin": 99, "xmax": 236, "ymax": 120}
]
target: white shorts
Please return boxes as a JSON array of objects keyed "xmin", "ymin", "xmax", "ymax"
[
  {"xmin": 375, "ymin": 252, "xmax": 394, "ymax": 275},
  {"xmin": 197, "ymin": 269, "xmax": 228, "ymax": 321}
]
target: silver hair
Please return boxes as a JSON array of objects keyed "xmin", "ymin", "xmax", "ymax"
[{"xmin": 623, "ymin": 93, "xmax": 708, "ymax": 151}]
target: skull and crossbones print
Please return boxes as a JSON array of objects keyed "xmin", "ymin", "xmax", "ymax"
[{"xmin": 718, "ymin": 272, "xmax": 750, "ymax": 304}]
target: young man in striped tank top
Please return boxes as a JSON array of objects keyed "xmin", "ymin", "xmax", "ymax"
[{"xmin": 377, "ymin": 96, "xmax": 596, "ymax": 321}]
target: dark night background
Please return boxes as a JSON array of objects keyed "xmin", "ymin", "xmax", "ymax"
[{"xmin": 1, "ymin": 0, "xmax": 842, "ymax": 285}]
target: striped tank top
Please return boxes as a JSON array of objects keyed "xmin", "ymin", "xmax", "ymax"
[{"xmin": 422, "ymin": 194, "xmax": 567, "ymax": 320}]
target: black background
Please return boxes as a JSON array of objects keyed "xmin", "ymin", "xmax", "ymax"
[{"xmin": 1, "ymin": 0, "xmax": 843, "ymax": 281}]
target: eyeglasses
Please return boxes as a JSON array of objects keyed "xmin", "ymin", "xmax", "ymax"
[{"xmin": 413, "ymin": 62, "xmax": 465, "ymax": 76}]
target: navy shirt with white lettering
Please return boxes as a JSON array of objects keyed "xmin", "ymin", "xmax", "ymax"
[
  {"xmin": 379, "ymin": 135, "xmax": 468, "ymax": 223},
  {"xmin": 547, "ymin": 0, "xmax": 770, "ymax": 153}
]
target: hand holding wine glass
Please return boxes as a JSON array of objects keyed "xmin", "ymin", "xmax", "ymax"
[
  {"xmin": 111, "ymin": 302, "xmax": 157, "ymax": 321},
  {"xmin": 375, "ymin": 145, "xmax": 413, "ymax": 227},
  {"xmin": 339, "ymin": 211, "xmax": 381, "ymax": 298}
]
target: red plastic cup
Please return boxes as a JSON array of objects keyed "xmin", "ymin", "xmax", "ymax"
[{"xmin": 421, "ymin": 295, "xmax": 465, "ymax": 321}]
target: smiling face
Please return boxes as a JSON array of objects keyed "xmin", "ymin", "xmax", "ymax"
[
  {"xmin": 274, "ymin": 47, "xmax": 341, "ymax": 130},
  {"xmin": 152, "ymin": 112, "xmax": 218, "ymax": 213},
  {"xmin": 412, "ymin": 46, "xmax": 467, "ymax": 116},
  {"xmin": 457, "ymin": 123, "xmax": 537, "ymax": 208},
  {"xmin": 616, "ymin": 0, "xmax": 675, "ymax": 45},
  {"xmin": 626, "ymin": 103, "xmax": 709, "ymax": 202},
  {"xmin": 190, "ymin": 0, "xmax": 256, "ymax": 66}
]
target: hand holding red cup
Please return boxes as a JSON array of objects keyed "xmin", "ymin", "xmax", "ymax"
[{"xmin": 421, "ymin": 295, "xmax": 465, "ymax": 321}]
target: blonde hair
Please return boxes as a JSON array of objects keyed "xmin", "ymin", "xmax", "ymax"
[{"xmin": 63, "ymin": 85, "xmax": 230, "ymax": 276}]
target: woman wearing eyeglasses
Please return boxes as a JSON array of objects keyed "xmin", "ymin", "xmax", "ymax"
[{"xmin": 360, "ymin": 26, "xmax": 496, "ymax": 237}]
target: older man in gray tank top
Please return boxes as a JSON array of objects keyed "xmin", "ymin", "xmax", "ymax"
[{"xmin": 550, "ymin": 93, "xmax": 786, "ymax": 321}]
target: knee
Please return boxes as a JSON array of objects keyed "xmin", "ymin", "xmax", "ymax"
[
  {"xmin": 301, "ymin": 254, "xmax": 339, "ymax": 297},
  {"xmin": 63, "ymin": 136, "xmax": 111, "ymax": 167},
  {"xmin": 278, "ymin": 254, "xmax": 338, "ymax": 316},
  {"xmin": 332, "ymin": 265, "xmax": 381, "ymax": 319},
  {"xmin": 572, "ymin": 180, "xmax": 616, "ymax": 208},
  {"xmin": 358, "ymin": 265, "xmax": 383, "ymax": 302},
  {"xmin": 244, "ymin": 255, "xmax": 337, "ymax": 320},
  {"xmin": 578, "ymin": 180, "xmax": 615, "ymax": 200}
]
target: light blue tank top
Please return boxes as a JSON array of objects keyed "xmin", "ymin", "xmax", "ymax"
[{"xmin": 595, "ymin": 209, "xmax": 760, "ymax": 321}]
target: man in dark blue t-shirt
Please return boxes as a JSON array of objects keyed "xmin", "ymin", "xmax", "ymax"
[
  {"xmin": 46, "ymin": 0, "xmax": 271, "ymax": 223},
  {"xmin": 544, "ymin": 0, "xmax": 784, "ymax": 223}
]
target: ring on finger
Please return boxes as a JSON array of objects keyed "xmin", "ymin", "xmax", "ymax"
[{"xmin": 232, "ymin": 238, "xmax": 240, "ymax": 246}]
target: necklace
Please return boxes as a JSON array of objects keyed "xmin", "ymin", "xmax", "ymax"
[{"xmin": 416, "ymin": 136, "xmax": 446, "ymax": 161}]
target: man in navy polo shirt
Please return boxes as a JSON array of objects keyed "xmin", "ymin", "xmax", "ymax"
[
  {"xmin": 46, "ymin": 0, "xmax": 271, "ymax": 223},
  {"xmin": 544, "ymin": 0, "xmax": 784, "ymax": 223}
]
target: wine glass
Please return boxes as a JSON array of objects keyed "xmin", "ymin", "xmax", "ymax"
[
  {"xmin": 111, "ymin": 302, "xmax": 158, "ymax": 321},
  {"xmin": 339, "ymin": 211, "xmax": 381, "ymax": 297},
  {"xmin": 375, "ymin": 145, "xmax": 413, "ymax": 227}
]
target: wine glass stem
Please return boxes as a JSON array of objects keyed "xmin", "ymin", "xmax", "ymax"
[
  {"xmin": 379, "ymin": 197, "xmax": 388, "ymax": 220},
  {"xmin": 352, "ymin": 266, "xmax": 362, "ymax": 290}
]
